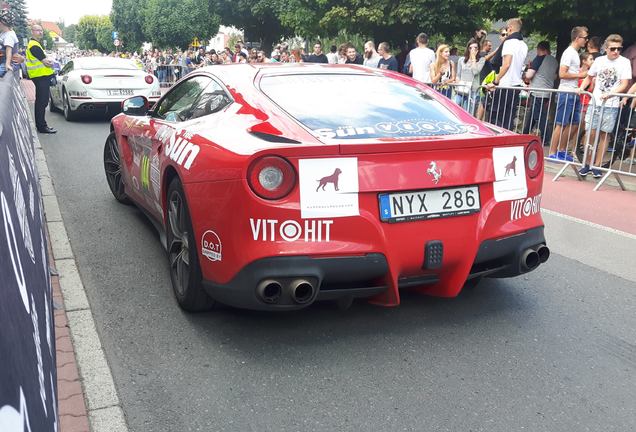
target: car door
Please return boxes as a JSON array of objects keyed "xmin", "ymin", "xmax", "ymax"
[{"xmin": 126, "ymin": 75, "xmax": 214, "ymax": 220}]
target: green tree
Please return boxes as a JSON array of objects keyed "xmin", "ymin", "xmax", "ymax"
[
  {"xmin": 215, "ymin": 0, "xmax": 285, "ymax": 52},
  {"xmin": 215, "ymin": 0, "xmax": 482, "ymax": 51},
  {"xmin": 473, "ymin": 0, "xmax": 636, "ymax": 54},
  {"xmin": 143, "ymin": 0, "xmax": 220, "ymax": 49},
  {"xmin": 111, "ymin": 0, "xmax": 147, "ymax": 52},
  {"xmin": 76, "ymin": 15, "xmax": 114, "ymax": 52},
  {"xmin": 63, "ymin": 24, "xmax": 77, "ymax": 43},
  {"xmin": 6, "ymin": 0, "xmax": 29, "ymax": 45}
]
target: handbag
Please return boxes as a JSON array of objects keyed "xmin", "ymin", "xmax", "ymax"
[{"xmin": 455, "ymin": 80, "xmax": 471, "ymax": 96}]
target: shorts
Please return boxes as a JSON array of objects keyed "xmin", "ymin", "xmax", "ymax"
[
  {"xmin": 585, "ymin": 106, "xmax": 619, "ymax": 133},
  {"xmin": 555, "ymin": 93, "xmax": 581, "ymax": 125}
]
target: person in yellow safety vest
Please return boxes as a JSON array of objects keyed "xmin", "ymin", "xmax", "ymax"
[{"xmin": 26, "ymin": 24, "xmax": 56, "ymax": 134}]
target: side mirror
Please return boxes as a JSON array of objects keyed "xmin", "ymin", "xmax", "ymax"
[{"xmin": 122, "ymin": 96, "xmax": 149, "ymax": 116}]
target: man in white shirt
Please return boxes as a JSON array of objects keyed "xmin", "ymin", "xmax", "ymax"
[
  {"xmin": 363, "ymin": 41, "xmax": 381, "ymax": 68},
  {"xmin": 578, "ymin": 34, "xmax": 632, "ymax": 178},
  {"xmin": 408, "ymin": 33, "xmax": 435, "ymax": 83},
  {"xmin": 548, "ymin": 26, "xmax": 589, "ymax": 158},
  {"xmin": 487, "ymin": 17, "xmax": 528, "ymax": 130}
]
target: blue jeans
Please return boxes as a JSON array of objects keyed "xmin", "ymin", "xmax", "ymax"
[
  {"xmin": 454, "ymin": 91, "xmax": 480, "ymax": 115},
  {"xmin": 523, "ymin": 95, "xmax": 553, "ymax": 144}
]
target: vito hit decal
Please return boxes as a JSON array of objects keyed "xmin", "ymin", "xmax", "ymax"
[
  {"xmin": 250, "ymin": 218, "xmax": 334, "ymax": 242},
  {"xmin": 492, "ymin": 146, "xmax": 527, "ymax": 202},
  {"xmin": 201, "ymin": 230, "xmax": 222, "ymax": 261},
  {"xmin": 299, "ymin": 158, "xmax": 359, "ymax": 218},
  {"xmin": 510, "ymin": 194, "xmax": 542, "ymax": 221}
]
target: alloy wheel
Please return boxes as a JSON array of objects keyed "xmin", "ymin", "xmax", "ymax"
[{"xmin": 168, "ymin": 190, "xmax": 190, "ymax": 297}]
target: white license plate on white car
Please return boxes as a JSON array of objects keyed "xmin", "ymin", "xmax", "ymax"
[
  {"xmin": 379, "ymin": 186, "xmax": 480, "ymax": 223},
  {"xmin": 106, "ymin": 89, "xmax": 134, "ymax": 96}
]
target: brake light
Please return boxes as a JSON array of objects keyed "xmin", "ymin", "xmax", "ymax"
[
  {"xmin": 525, "ymin": 140, "xmax": 543, "ymax": 178},
  {"xmin": 247, "ymin": 156, "xmax": 296, "ymax": 200},
  {"xmin": 145, "ymin": 75, "xmax": 154, "ymax": 84},
  {"xmin": 81, "ymin": 75, "xmax": 92, "ymax": 85}
]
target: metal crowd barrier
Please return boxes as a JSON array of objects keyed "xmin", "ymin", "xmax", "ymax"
[
  {"xmin": 153, "ymin": 65, "xmax": 187, "ymax": 88},
  {"xmin": 427, "ymin": 82, "xmax": 635, "ymax": 192}
]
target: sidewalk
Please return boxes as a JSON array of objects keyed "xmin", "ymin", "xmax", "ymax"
[
  {"xmin": 26, "ymin": 78, "xmax": 127, "ymax": 432},
  {"xmin": 543, "ymin": 166, "xmax": 636, "ymax": 235}
]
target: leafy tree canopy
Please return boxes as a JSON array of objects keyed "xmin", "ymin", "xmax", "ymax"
[
  {"xmin": 5, "ymin": 0, "xmax": 28, "ymax": 44},
  {"xmin": 473, "ymin": 0, "xmax": 636, "ymax": 53},
  {"xmin": 143, "ymin": 0, "xmax": 220, "ymax": 50},
  {"xmin": 76, "ymin": 15, "xmax": 114, "ymax": 52},
  {"xmin": 111, "ymin": 0, "xmax": 147, "ymax": 52}
]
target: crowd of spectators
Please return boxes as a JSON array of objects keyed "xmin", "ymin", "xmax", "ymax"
[{"xmin": 4, "ymin": 7, "xmax": 636, "ymax": 168}]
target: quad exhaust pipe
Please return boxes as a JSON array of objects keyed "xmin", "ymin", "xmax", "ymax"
[
  {"xmin": 536, "ymin": 245, "xmax": 550, "ymax": 263},
  {"xmin": 520, "ymin": 244, "xmax": 550, "ymax": 272},
  {"xmin": 255, "ymin": 278, "xmax": 317, "ymax": 305},
  {"xmin": 289, "ymin": 279, "xmax": 316, "ymax": 304},
  {"xmin": 256, "ymin": 280, "xmax": 282, "ymax": 304}
]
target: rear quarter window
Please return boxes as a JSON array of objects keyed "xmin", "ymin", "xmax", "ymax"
[{"xmin": 259, "ymin": 74, "xmax": 472, "ymax": 140}]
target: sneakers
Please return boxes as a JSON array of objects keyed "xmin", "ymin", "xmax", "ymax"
[
  {"xmin": 548, "ymin": 151, "xmax": 574, "ymax": 162},
  {"xmin": 579, "ymin": 165, "xmax": 604, "ymax": 178}
]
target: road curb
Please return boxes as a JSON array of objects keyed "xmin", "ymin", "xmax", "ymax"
[{"xmin": 29, "ymin": 95, "xmax": 130, "ymax": 432}]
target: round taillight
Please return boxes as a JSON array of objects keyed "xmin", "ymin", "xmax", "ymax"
[
  {"xmin": 81, "ymin": 74, "xmax": 92, "ymax": 85},
  {"xmin": 525, "ymin": 140, "xmax": 543, "ymax": 178},
  {"xmin": 145, "ymin": 75, "xmax": 154, "ymax": 84},
  {"xmin": 247, "ymin": 156, "xmax": 296, "ymax": 200}
]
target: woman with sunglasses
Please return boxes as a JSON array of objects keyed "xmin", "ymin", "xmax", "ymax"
[{"xmin": 455, "ymin": 39, "xmax": 485, "ymax": 114}]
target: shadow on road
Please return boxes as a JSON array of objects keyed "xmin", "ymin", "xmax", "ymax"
[{"xmin": 182, "ymin": 277, "xmax": 537, "ymax": 353}]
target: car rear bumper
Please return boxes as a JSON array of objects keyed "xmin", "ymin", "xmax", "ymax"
[{"xmin": 202, "ymin": 227, "xmax": 547, "ymax": 311}]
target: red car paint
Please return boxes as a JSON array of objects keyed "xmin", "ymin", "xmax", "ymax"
[{"xmin": 110, "ymin": 63, "xmax": 546, "ymax": 308}]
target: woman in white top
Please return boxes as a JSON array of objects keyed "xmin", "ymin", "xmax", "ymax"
[
  {"xmin": 455, "ymin": 39, "xmax": 485, "ymax": 114},
  {"xmin": 430, "ymin": 44, "xmax": 456, "ymax": 98}
]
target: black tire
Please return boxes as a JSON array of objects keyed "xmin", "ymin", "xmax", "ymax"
[
  {"xmin": 63, "ymin": 89, "xmax": 77, "ymax": 121},
  {"xmin": 50, "ymin": 94, "xmax": 61, "ymax": 113},
  {"xmin": 166, "ymin": 177, "xmax": 215, "ymax": 312},
  {"xmin": 103, "ymin": 132, "xmax": 132, "ymax": 204}
]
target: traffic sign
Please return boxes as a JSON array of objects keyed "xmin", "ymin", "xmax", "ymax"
[{"xmin": 114, "ymin": 39, "xmax": 121, "ymax": 47}]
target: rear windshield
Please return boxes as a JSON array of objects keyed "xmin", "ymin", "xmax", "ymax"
[
  {"xmin": 75, "ymin": 58, "xmax": 139, "ymax": 71},
  {"xmin": 259, "ymin": 73, "xmax": 470, "ymax": 140}
]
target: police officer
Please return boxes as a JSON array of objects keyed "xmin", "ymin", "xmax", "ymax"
[{"xmin": 26, "ymin": 24, "xmax": 56, "ymax": 133}]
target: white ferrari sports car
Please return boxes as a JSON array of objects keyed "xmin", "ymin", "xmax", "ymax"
[{"xmin": 50, "ymin": 56, "xmax": 162, "ymax": 120}]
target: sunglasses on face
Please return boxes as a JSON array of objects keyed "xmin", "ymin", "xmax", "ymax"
[
  {"xmin": 608, "ymin": 46, "xmax": 623, "ymax": 52},
  {"xmin": 579, "ymin": 35, "xmax": 589, "ymax": 40},
  {"xmin": 500, "ymin": 33, "xmax": 507, "ymax": 37}
]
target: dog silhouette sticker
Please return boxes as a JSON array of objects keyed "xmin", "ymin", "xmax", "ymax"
[
  {"xmin": 316, "ymin": 168, "xmax": 342, "ymax": 192},
  {"xmin": 504, "ymin": 156, "xmax": 517, "ymax": 176}
]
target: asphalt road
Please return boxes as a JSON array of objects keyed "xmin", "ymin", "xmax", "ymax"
[{"xmin": 40, "ymin": 110, "xmax": 636, "ymax": 432}]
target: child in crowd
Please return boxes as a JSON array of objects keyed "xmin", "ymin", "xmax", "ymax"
[
  {"xmin": 578, "ymin": 52, "xmax": 595, "ymax": 115},
  {"xmin": 0, "ymin": 8, "xmax": 19, "ymax": 77}
]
